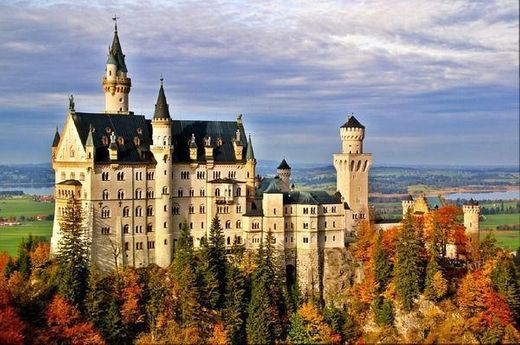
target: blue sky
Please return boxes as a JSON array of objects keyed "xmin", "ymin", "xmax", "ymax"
[{"xmin": 0, "ymin": 0, "xmax": 518, "ymax": 166}]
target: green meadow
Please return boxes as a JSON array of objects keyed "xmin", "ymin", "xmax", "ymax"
[{"xmin": 0, "ymin": 220, "xmax": 53, "ymax": 257}]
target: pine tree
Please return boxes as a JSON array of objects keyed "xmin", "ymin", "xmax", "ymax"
[
  {"xmin": 223, "ymin": 238, "xmax": 248, "ymax": 345},
  {"xmin": 393, "ymin": 212, "xmax": 424, "ymax": 311},
  {"xmin": 17, "ymin": 238, "xmax": 31, "ymax": 279},
  {"xmin": 372, "ymin": 296, "xmax": 394, "ymax": 326},
  {"xmin": 172, "ymin": 221, "xmax": 202, "ymax": 324},
  {"xmin": 373, "ymin": 230, "xmax": 391, "ymax": 293},
  {"xmin": 207, "ymin": 215, "xmax": 227, "ymax": 309},
  {"xmin": 56, "ymin": 196, "xmax": 90, "ymax": 308},
  {"xmin": 287, "ymin": 312, "xmax": 310, "ymax": 344},
  {"xmin": 85, "ymin": 266, "xmax": 109, "ymax": 335}
]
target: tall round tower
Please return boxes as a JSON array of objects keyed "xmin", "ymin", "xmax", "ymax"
[
  {"xmin": 463, "ymin": 199, "xmax": 480, "ymax": 235},
  {"xmin": 277, "ymin": 158, "xmax": 291, "ymax": 191},
  {"xmin": 102, "ymin": 20, "xmax": 131, "ymax": 114},
  {"xmin": 340, "ymin": 116, "xmax": 365, "ymax": 154},
  {"xmin": 150, "ymin": 77, "xmax": 173, "ymax": 267}
]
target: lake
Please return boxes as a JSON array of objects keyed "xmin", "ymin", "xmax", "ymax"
[{"xmin": 446, "ymin": 190, "xmax": 520, "ymax": 201}]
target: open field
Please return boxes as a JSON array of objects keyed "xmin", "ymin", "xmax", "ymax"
[
  {"xmin": 480, "ymin": 230, "xmax": 519, "ymax": 252},
  {"xmin": 480, "ymin": 213, "xmax": 520, "ymax": 229},
  {"xmin": 0, "ymin": 197, "xmax": 54, "ymax": 218},
  {"xmin": 0, "ymin": 220, "xmax": 53, "ymax": 256}
]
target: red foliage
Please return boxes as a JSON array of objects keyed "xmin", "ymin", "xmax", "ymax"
[
  {"xmin": 120, "ymin": 268, "xmax": 144, "ymax": 325},
  {"xmin": 352, "ymin": 220, "xmax": 376, "ymax": 262},
  {"xmin": 0, "ymin": 251, "xmax": 9, "ymax": 274},
  {"xmin": 30, "ymin": 242, "xmax": 50, "ymax": 269},
  {"xmin": 381, "ymin": 226, "xmax": 399, "ymax": 263},
  {"xmin": 0, "ymin": 287, "xmax": 25, "ymax": 345},
  {"xmin": 41, "ymin": 295, "xmax": 105, "ymax": 345}
]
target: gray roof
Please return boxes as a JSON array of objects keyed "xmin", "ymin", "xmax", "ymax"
[
  {"xmin": 277, "ymin": 158, "xmax": 291, "ymax": 170},
  {"xmin": 256, "ymin": 177, "xmax": 283, "ymax": 196},
  {"xmin": 283, "ymin": 191, "xmax": 342, "ymax": 205},
  {"xmin": 153, "ymin": 82, "xmax": 171, "ymax": 119},
  {"xmin": 426, "ymin": 196, "xmax": 443, "ymax": 209},
  {"xmin": 71, "ymin": 112, "xmax": 154, "ymax": 164},
  {"xmin": 246, "ymin": 134, "xmax": 255, "ymax": 160},
  {"xmin": 109, "ymin": 31, "xmax": 127, "ymax": 73},
  {"xmin": 341, "ymin": 115, "xmax": 365, "ymax": 129},
  {"xmin": 171, "ymin": 120, "xmax": 251, "ymax": 163},
  {"xmin": 57, "ymin": 179, "xmax": 82, "ymax": 186},
  {"xmin": 52, "ymin": 128, "xmax": 60, "ymax": 147}
]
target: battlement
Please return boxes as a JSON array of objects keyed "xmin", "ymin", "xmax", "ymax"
[
  {"xmin": 340, "ymin": 126, "xmax": 365, "ymax": 141},
  {"xmin": 463, "ymin": 204, "xmax": 480, "ymax": 214}
]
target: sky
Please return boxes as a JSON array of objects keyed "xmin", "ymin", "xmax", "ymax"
[{"xmin": 0, "ymin": 0, "xmax": 518, "ymax": 166}]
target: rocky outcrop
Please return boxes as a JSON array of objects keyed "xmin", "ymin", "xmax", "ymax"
[{"xmin": 322, "ymin": 247, "xmax": 359, "ymax": 306}]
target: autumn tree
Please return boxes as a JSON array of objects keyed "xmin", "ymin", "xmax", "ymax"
[
  {"xmin": 40, "ymin": 294, "xmax": 104, "ymax": 344},
  {"xmin": 491, "ymin": 254, "xmax": 520, "ymax": 326},
  {"xmin": 352, "ymin": 220, "xmax": 376, "ymax": 262},
  {"xmin": 0, "ymin": 286, "xmax": 26, "ymax": 345},
  {"xmin": 372, "ymin": 296, "xmax": 394, "ymax": 326},
  {"xmin": 393, "ymin": 212, "xmax": 424, "ymax": 311},
  {"xmin": 56, "ymin": 196, "xmax": 90, "ymax": 308},
  {"xmin": 287, "ymin": 302, "xmax": 338, "ymax": 344},
  {"xmin": 424, "ymin": 222, "xmax": 448, "ymax": 301}
]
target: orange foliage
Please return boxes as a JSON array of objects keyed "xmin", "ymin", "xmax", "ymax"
[
  {"xmin": 120, "ymin": 268, "xmax": 144, "ymax": 325},
  {"xmin": 30, "ymin": 242, "xmax": 50, "ymax": 269},
  {"xmin": 0, "ymin": 251, "xmax": 9, "ymax": 274},
  {"xmin": 208, "ymin": 321, "xmax": 229, "ymax": 345},
  {"xmin": 424, "ymin": 205, "xmax": 467, "ymax": 257},
  {"xmin": 352, "ymin": 220, "xmax": 376, "ymax": 262},
  {"xmin": 298, "ymin": 302, "xmax": 338, "ymax": 344},
  {"xmin": 457, "ymin": 269, "xmax": 515, "ymax": 332},
  {"xmin": 0, "ymin": 287, "xmax": 25, "ymax": 345},
  {"xmin": 381, "ymin": 226, "xmax": 399, "ymax": 263},
  {"xmin": 42, "ymin": 295, "xmax": 105, "ymax": 345},
  {"xmin": 357, "ymin": 269, "xmax": 377, "ymax": 304}
]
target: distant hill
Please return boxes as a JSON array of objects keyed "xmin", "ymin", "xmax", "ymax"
[{"xmin": 0, "ymin": 162, "xmax": 517, "ymax": 195}]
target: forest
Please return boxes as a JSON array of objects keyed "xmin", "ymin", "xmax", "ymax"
[{"xmin": 1, "ymin": 198, "xmax": 519, "ymax": 344}]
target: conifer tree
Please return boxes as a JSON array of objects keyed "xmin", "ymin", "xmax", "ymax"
[
  {"xmin": 491, "ymin": 256, "xmax": 520, "ymax": 326},
  {"xmin": 172, "ymin": 221, "xmax": 201, "ymax": 324},
  {"xmin": 247, "ymin": 239, "xmax": 275, "ymax": 344},
  {"xmin": 224, "ymin": 238, "xmax": 248, "ymax": 345},
  {"xmin": 56, "ymin": 196, "xmax": 90, "ymax": 308},
  {"xmin": 373, "ymin": 230, "xmax": 391, "ymax": 293},
  {"xmin": 372, "ymin": 295, "xmax": 394, "ymax": 326},
  {"xmin": 86, "ymin": 266, "xmax": 109, "ymax": 334},
  {"xmin": 393, "ymin": 212, "xmax": 424, "ymax": 311}
]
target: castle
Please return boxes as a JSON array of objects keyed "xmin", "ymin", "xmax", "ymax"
[{"xmin": 50, "ymin": 23, "xmax": 479, "ymax": 293}]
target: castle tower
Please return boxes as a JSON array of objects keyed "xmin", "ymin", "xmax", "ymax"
[
  {"xmin": 102, "ymin": 19, "xmax": 131, "ymax": 114},
  {"xmin": 277, "ymin": 158, "xmax": 291, "ymax": 192},
  {"xmin": 463, "ymin": 199, "xmax": 480, "ymax": 235},
  {"xmin": 150, "ymin": 78, "xmax": 174, "ymax": 267},
  {"xmin": 333, "ymin": 116, "xmax": 372, "ymax": 221},
  {"xmin": 51, "ymin": 127, "xmax": 60, "ymax": 160}
]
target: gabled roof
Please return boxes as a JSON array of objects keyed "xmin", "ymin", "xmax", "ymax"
[
  {"xmin": 51, "ymin": 128, "xmax": 60, "ymax": 147},
  {"xmin": 341, "ymin": 115, "xmax": 365, "ymax": 129},
  {"xmin": 256, "ymin": 177, "xmax": 283, "ymax": 196},
  {"xmin": 277, "ymin": 158, "xmax": 291, "ymax": 170},
  {"xmin": 426, "ymin": 196, "xmax": 443, "ymax": 210},
  {"xmin": 171, "ymin": 120, "xmax": 249, "ymax": 163},
  {"xmin": 71, "ymin": 112, "xmax": 154, "ymax": 164},
  {"xmin": 153, "ymin": 81, "xmax": 171, "ymax": 119}
]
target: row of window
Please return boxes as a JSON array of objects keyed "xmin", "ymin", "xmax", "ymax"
[
  {"xmin": 60, "ymin": 172, "xmax": 85, "ymax": 181},
  {"xmin": 126, "ymin": 241, "xmax": 155, "ymax": 251},
  {"xmin": 101, "ymin": 171, "xmax": 155, "ymax": 181}
]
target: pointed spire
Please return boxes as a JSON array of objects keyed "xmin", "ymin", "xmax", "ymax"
[
  {"xmin": 277, "ymin": 158, "xmax": 291, "ymax": 170},
  {"xmin": 153, "ymin": 77, "xmax": 171, "ymax": 120},
  {"xmin": 86, "ymin": 125, "xmax": 94, "ymax": 147},
  {"xmin": 108, "ymin": 16, "xmax": 127, "ymax": 73},
  {"xmin": 52, "ymin": 127, "xmax": 60, "ymax": 147},
  {"xmin": 341, "ymin": 115, "xmax": 365, "ymax": 129},
  {"xmin": 246, "ymin": 134, "xmax": 255, "ymax": 160}
]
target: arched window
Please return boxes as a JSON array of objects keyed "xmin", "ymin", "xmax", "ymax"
[
  {"xmin": 147, "ymin": 206, "xmax": 153, "ymax": 216},
  {"xmin": 177, "ymin": 188, "xmax": 183, "ymax": 197},
  {"xmin": 101, "ymin": 207, "xmax": 110, "ymax": 219},
  {"xmin": 215, "ymin": 188, "xmax": 220, "ymax": 197},
  {"xmin": 163, "ymin": 186, "xmax": 169, "ymax": 195},
  {"xmin": 236, "ymin": 187, "xmax": 241, "ymax": 196},
  {"xmin": 102, "ymin": 190, "xmax": 109, "ymax": 200},
  {"xmin": 135, "ymin": 206, "xmax": 142, "ymax": 217},
  {"xmin": 118, "ymin": 189, "xmax": 124, "ymax": 200},
  {"xmin": 199, "ymin": 204, "xmax": 206, "ymax": 214},
  {"xmin": 252, "ymin": 221, "xmax": 260, "ymax": 230},
  {"xmin": 236, "ymin": 220, "xmax": 242, "ymax": 229},
  {"xmin": 135, "ymin": 189, "xmax": 142, "ymax": 199},
  {"xmin": 225, "ymin": 220, "xmax": 231, "ymax": 229}
]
